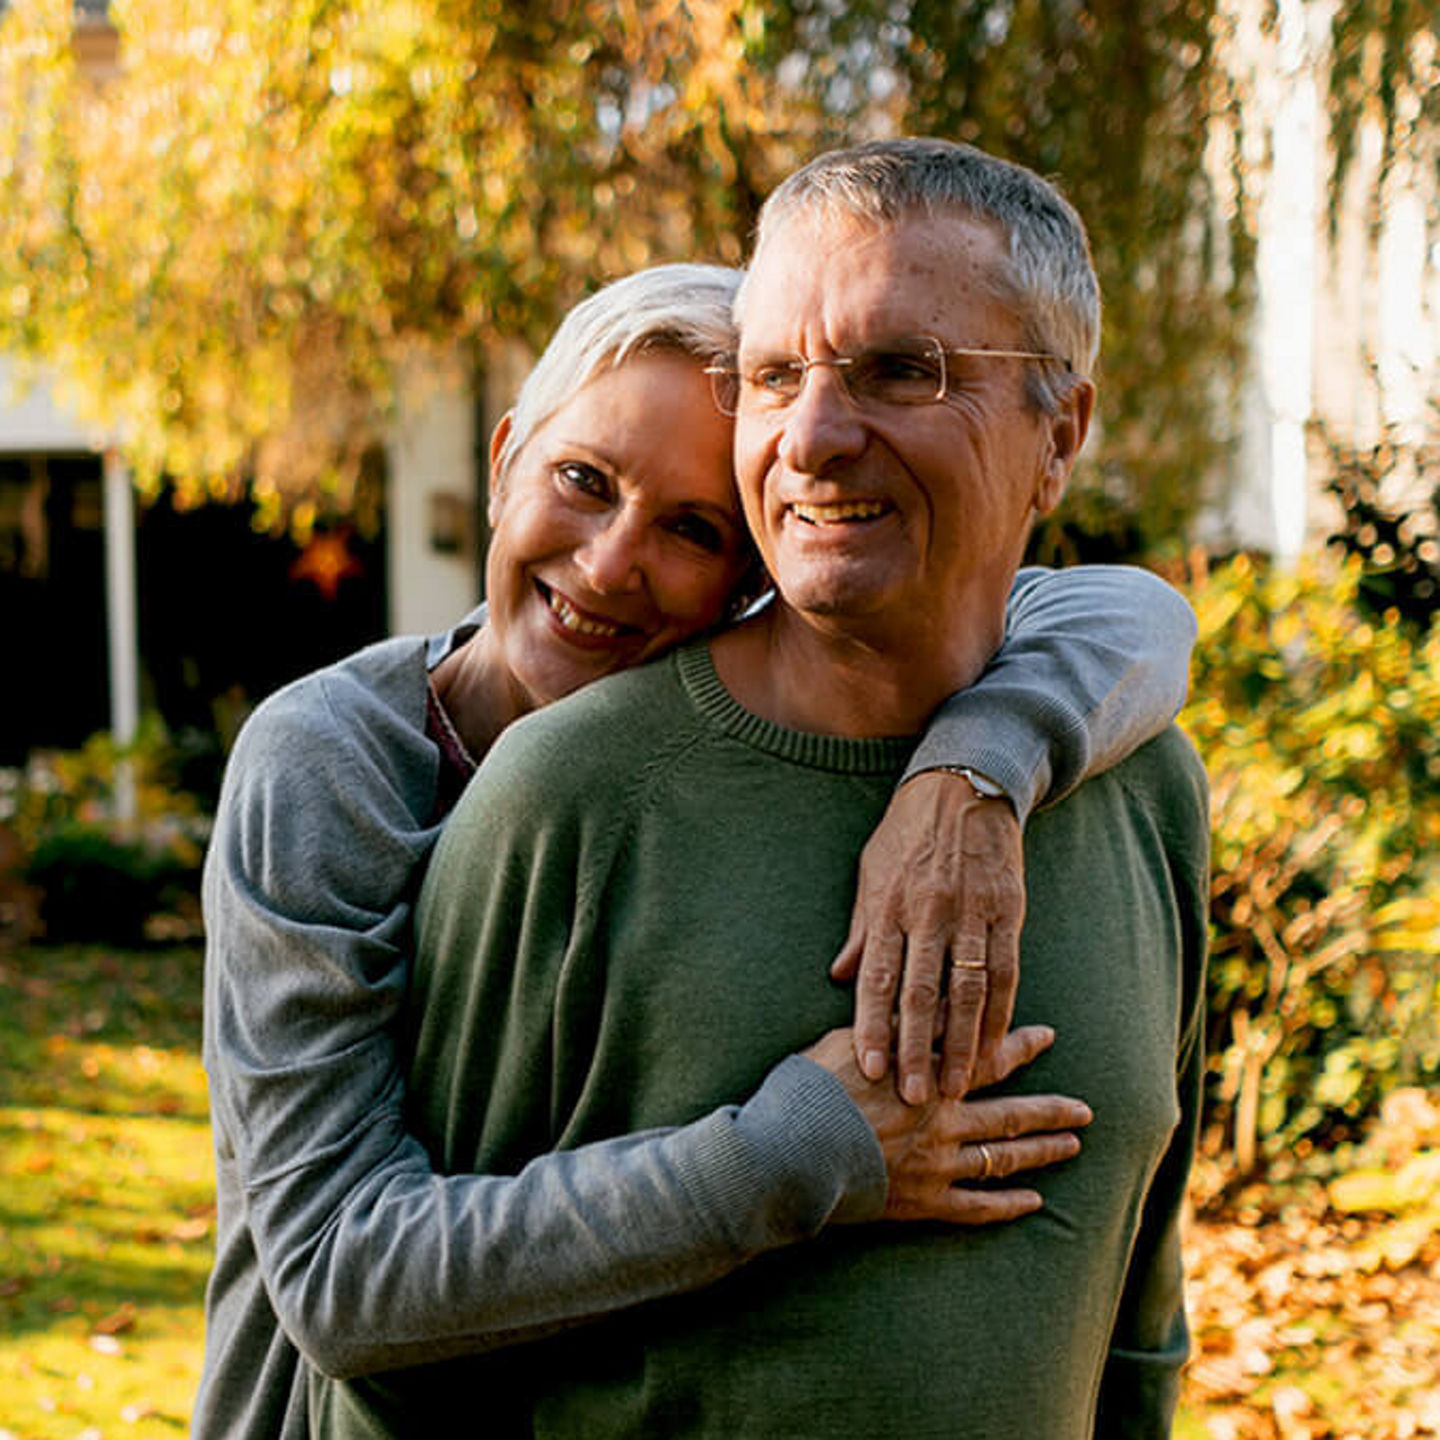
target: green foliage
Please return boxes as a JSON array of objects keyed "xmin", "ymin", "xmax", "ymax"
[
  {"xmin": 0, "ymin": 0, "xmax": 778, "ymax": 526},
  {"xmin": 0, "ymin": 0, "xmax": 1432, "ymax": 550},
  {"xmin": 2, "ymin": 718, "xmax": 209, "ymax": 945},
  {"xmin": 1182, "ymin": 555, "xmax": 1440, "ymax": 1178}
]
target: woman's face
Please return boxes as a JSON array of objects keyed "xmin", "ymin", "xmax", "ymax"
[{"xmin": 485, "ymin": 351, "xmax": 750, "ymax": 710}]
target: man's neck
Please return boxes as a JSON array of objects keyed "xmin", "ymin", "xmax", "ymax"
[{"xmin": 711, "ymin": 601, "xmax": 1004, "ymax": 737}]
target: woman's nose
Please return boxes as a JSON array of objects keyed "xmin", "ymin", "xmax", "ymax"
[{"xmin": 575, "ymin": 511, "xmax": 646, "ymax": 594}]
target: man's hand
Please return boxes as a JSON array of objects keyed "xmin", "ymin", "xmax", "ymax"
[
  {"xmin": 804, "ymin": 1025, "xmax": 1089, "ymax": 1223},
  {"xmin": 831, "ymin": 769, "xmax": 1025, "ymax": 1103}
]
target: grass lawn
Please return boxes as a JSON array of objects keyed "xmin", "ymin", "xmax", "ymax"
[
  {"xmin": 2, "ymin": 943, "xmax": 1435, "ymax": 1437},
  {"xmin": 0, "ymin": 945, "xmax": 211, "ymax": 1440}
]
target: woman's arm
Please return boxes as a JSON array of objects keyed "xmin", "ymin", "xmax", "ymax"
[
  {"xmin": 203, "ymin": 651, "xmax": 1082, "ymax": 1392},
  {"xmin": 834, "ymin": 564, "xmax": 1197, "ymax": 1100}
]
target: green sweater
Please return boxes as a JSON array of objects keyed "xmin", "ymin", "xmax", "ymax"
[{"xmin": 321, "ymin": 642, "xmax": 1210, "ymax": 1439}]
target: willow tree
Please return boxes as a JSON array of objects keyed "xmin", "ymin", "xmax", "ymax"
[
  {"xmin": 0, "ymin": 0, "xmax": 781, "ymax": 526},
  {"xmin": 0, "ymin": 0, "xmax": 1433, "ymax": 548}
]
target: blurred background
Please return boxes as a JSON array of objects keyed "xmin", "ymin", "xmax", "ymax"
[{"xmin": 0, "ymin": 2, "xmax": 1437, "ymax": 1436}]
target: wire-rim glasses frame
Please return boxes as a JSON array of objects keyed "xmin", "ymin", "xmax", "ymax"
[{"xmin": 705, "ymin": 334, "xmax": 1070, "ymax": 418}]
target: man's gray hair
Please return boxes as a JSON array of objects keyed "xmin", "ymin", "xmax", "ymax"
[
  {"xmin": 747, "ymin": 138, "xmax": 1100, "ymax": 416},
  {"xmin": 494, "ymin": 263, "xmax": 742, "ymax": 484}
]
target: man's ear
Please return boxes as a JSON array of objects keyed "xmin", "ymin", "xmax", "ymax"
[
  {"xmin": 1034, "ymin": 378, "xmax": 1095, "ymax": 517},
  {"xmin": 487, "ymin": 412, "xmax": 515, "ymax": 526}
]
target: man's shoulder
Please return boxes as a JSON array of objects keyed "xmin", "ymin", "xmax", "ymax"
[
  {"xmin": 1029, "ymin": 723, "xmax": 1209, "ymax": 863},
  {"xmin": 447, "ymin": 654, "xmax": 691, "ymax": 833},
  {"xmin": 1112, "ymin": 723, "xmax": 1209, "ymax": 828},
  {"xmin": 493, "ymin": 653, "xmax": 688, "ymax": 773}
]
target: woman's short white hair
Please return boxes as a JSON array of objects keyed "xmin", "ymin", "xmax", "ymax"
[
  {"xmin": 744, "ymin": 138, "xmax": 1100, "ymax": 418},
  {"xmin": 493, "ymin": 263, "xmax": 742, "ymax": 485}
]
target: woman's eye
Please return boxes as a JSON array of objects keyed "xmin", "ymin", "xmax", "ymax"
[
  {"xmin": 667, "ymin": 514, "xmax": 727, "ymax": 554},
  {"xmin": 557, "ymin": 462, "xmax": 609, "ymax": 499}
]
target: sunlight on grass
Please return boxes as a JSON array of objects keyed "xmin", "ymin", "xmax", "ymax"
[{"xmin": 0, "ymin": 947, "xmax": 212, "ymax": 1440}]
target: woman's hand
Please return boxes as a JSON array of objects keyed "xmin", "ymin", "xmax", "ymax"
[
  {"xmin": 804, "ymin": 1025, "xmax": 1090, "ymax": 1224},
  {"xmin": 831, "ymin": 769, "xmax": 1025, "ymax": 1104}
]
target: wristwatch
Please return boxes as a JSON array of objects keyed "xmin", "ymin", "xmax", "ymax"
[{"xmin": 940, "ymin": 766, "xmax": 1007, "ymax": 802}]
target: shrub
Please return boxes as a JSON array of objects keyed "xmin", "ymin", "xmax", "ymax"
[
  {"xmin": 2, "ymin": 718, "xmax": 210, "ymax": 945},
  {"xmin": 1182, "ymin": 554, "xmax": 1440, "ymax": 1182}
]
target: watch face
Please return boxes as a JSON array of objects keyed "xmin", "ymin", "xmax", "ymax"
[{"xmin": 955, "ymin": 767, "xmax": 1005, "ymax": 800}]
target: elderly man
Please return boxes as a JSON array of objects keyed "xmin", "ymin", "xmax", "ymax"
[{"xmin": 319, "ymin": 139, "xmax": 1208, "ymax": 1438}]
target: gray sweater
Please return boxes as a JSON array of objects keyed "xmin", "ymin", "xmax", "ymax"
[{"xmin": 193, "ymin": 565, "xmax": 1196, "ymax": 1440}]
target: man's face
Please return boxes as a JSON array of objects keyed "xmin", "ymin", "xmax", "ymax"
[{"xmin": 733, "ymin": 209, "xmax": 1088, "ymax": 646}]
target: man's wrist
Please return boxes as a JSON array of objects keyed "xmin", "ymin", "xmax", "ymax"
[{"xmin": 932, "ymin": 765, "xmax": 1009, "ymax": 804}]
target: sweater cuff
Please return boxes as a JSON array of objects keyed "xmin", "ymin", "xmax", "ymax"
[{"xmin": 675, "ymin": 1055, "xmax": 887, "ymax": 1255}]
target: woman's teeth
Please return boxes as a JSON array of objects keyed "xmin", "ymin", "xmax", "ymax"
[
  {"xmin": 546, "ymin": 588, "xmax": 622, "ymax": 637},
  {"xmin": 790, "ymin": 500, "xmax": 888, "ymax": 525}
]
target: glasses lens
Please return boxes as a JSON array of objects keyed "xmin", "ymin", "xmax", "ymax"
[
  {"xmin": 845, "ymin": 340, "xmax": 946, "ymax": 406},
  {"xmin": 707, "ymin": 366, "xmax": 741, "ymax": 417},
  {"xmin": 744, "ymin": 360, "xmax": 806, "ymax": 409}
]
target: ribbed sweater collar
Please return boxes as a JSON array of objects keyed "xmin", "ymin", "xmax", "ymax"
[{"xmin": 676, "ymin": 642, "xmax": 917, "ymax": 775}]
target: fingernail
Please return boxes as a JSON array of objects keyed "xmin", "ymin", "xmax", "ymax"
[
  {"xmin": 861, "ymin": 1050, "xmax": 887, "ymax": 1080},
  {"xmin": 902, "ymin": 1076, "xmax": 928, "ymax": 1105}
]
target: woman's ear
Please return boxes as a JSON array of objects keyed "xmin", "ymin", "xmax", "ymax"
[
  {"xmin": 1034, "ymin": 378, "xmax": 1095, "ymax": 517},
  {"xmin": 487, "ymin": 412, "xmax": 515, "ymax": 526}
]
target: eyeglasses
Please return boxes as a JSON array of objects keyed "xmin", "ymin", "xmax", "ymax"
[{"xmin": 705, "ymin": 334, "xmax": 1068, "ymax": 418}]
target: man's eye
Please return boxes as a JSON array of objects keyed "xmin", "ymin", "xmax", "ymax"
[
  {"xmin": 858, "ymin": 352, "xmax": 943, "ymax": 394},
  {"xmin": 747, "ymin": 364, "xmax": 802, "ymax": 399},
  {"xmin": 667, "ymin": 514, "xmax": 726, "ymax": 554},
  {"xmin": 557, "ymin": 462, "xmax": 609, "ymax": 499}
]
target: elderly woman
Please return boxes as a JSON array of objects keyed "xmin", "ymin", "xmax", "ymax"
[{"xmin": 194, "ymin": 263, "xmax": 1194, "ymax": 1439}]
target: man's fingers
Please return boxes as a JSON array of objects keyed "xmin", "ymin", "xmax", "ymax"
[
  {"xmin": 893, "ymin": 932, "xmax": 947, "ymax": 1103},
  {"xmin": 939, "ymin": 953, "xmax": 986, "ymax": 1097},
  {"xmin": 977, "ymin": 917, "xmax": 1020, "ymax": 1054},
  {"xmin": 852, "ymin": 932, "xmax": 904, "ymax": 1081},
  {"xmin": 971, "ymin": 1023, "xmax": 1055, "ymax": 1090},
  {"xmin": 830, "ymin": 912, "xmax": 865, "ymax": 982}
]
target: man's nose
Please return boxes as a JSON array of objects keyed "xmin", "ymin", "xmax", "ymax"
[
  {"xmin": 575, "ymin": 510, "xmax": 647, "ymax": 594},
  {"xmin": 776, "ymin": 365, "xmax": 868, "ymax": 474}
]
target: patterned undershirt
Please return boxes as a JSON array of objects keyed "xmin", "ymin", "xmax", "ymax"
[{"xmin": 424, "ymin": 678, "xmax": 478, "ymax": 824}]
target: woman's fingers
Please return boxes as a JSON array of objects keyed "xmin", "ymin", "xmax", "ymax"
[
  {"xmin": 888, "ymin": 1186, "xmax": 1044, "ymax": 1224},
  {"xmin": 951, "ymin": 1092, "xmax": 1093, "ymax": 1144}
]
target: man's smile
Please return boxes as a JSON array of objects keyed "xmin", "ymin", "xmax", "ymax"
[{"xmin": 787, "ymin": 499, "xmax": 893, "ymax": 526}]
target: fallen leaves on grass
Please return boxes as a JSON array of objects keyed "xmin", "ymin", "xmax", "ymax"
[{"xmin": 1183, "ymin": 1088, "xmax": 1440, "ymax": 1437}]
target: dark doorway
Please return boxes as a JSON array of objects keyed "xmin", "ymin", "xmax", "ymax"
[
  {"xmin": 0, "ymin": 454, "xmax": 110, "ymax": 764},
  {"xmin": 0, "ymin": 454, "xmax": 388, "ymax": 773},
  {"xmin": 136, "ymin": 486, "xmax": 389, "ymax": 751}
]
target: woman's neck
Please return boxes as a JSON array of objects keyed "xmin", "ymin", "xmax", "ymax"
[{"xmin": 428, "ymin": 625, "xmax": 533, "ymax": 762}]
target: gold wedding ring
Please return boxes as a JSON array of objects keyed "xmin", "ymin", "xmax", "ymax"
[
  {"xmin": 976, "ymin": 1142, "xmax": 994, "ymax": 1181},
  {"xmin": 952, "ymin": 959, "xmax": 988, "ymax": 973}
]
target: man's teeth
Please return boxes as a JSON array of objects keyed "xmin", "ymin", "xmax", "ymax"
[
  {"xmin": 790, "ymin": 500, "xmax": 888, "ymax": 525},
  {"xmin": 547, "ymin": 589, "xmax": 622, "ymax": 637}
]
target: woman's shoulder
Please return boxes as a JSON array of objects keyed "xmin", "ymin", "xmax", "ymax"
[
  {"xmin": 219, "ymin": 635, "xmax": 437, "ymax": 823},
  {"xmin": 239, "ymin": 636, "xmax": 430, "ymax": 751}
]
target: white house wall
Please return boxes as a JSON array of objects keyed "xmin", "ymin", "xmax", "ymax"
[
  {"xmin": 384, "ymin": 348, "xmax": 482, "ymax": 638},
  {"xmin": 0, "ymin": 358, "xmax": 102, "ymax": 452}
]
